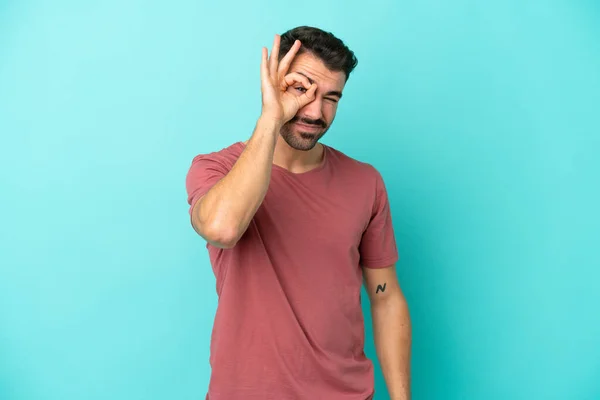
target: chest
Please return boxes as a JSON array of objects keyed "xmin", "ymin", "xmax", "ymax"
[{"xmin": 255, "ymin": 173, "xmax": 373, "ymax": 257}]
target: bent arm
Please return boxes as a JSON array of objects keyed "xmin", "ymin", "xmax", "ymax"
[{"xmin": 192, "ymin": 116, "xmax": 281, "ymax": 248}]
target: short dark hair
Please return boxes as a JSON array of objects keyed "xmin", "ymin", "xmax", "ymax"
[{"xmin": 278, "ymin": 26, "xmax": 358, "ymax": 81}]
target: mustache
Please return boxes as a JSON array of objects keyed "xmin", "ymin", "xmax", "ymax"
[{"xmin": 290, "ymin": 116, "xmax": 326, "ymax": 128}]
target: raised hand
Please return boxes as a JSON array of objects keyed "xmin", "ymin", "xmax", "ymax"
[{"xmin": 260, "ymin": 34, "xmax": 317, "ymax": 124}]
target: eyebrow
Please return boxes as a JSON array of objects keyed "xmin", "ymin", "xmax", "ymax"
[{"xmin": 296, "ymin": 71, "xmax": 343, "ymax": 99}]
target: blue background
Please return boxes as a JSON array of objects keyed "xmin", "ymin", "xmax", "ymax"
[{"xmin": 1, "ymin": 1, "xmax": 599, "ymax": 399}]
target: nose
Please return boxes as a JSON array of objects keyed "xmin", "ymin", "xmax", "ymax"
[{"xmin": 299, "ymin": 96, "xmax": 323, "ymax": 121}]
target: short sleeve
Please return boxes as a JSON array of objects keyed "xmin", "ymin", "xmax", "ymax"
[
  {"xmin": 185, "ymin": 154, "xmax": 229, "ymax": 218},
  {"xmin": 358, "ymin": 169, "xmax": 399, "ymax": 269}
]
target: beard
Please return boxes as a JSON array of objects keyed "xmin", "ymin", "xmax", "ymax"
[{"xmin": 280, "ymin": 116, "xmax": 329, "ymax": 151}]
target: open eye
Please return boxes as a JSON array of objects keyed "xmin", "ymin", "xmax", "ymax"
[{"xmin": 295, "ymin": 86, "xmax": 307, "ymax": 93}]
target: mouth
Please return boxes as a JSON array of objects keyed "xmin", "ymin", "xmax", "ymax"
[{"xmin": 294, "ymin": 122, "xmax": 322, "ymax": 132}]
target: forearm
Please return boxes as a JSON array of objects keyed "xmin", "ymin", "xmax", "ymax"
[
  {"xmin": 371, "ymin": 295, "xmax": 412, "ymax": 399},
  {"xmin": 195, "ymin": 114, "xmax": 281, "ymax": 246}
]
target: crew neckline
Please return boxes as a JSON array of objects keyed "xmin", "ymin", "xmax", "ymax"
[{"xmin": 235, "ymin": 141, "xmax": 329, "ymax": 177}]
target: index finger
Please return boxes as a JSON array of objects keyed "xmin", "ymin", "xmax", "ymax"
[
  {"xmin": 268, "ymin": 34, "xmax": 281, "ymax": 78},
  {"xmin": 278, "ymin": 40, "xmax": 301, "ymax": 78}
]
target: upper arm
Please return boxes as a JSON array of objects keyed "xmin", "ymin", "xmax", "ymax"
[
  {"xmin": 185, "ymin": 154, "xmax": 229, "ymax": 235},
  {"xmin": 362, "ymin": 264, "xmax": 404, "ymax": 306},
  {"xmin": 190, "ymin": 194, "xmax": 207, "ymax": 235},
  {"xmin": 358, "ymin": 167, "xmax": 399, "ymax": 269}
]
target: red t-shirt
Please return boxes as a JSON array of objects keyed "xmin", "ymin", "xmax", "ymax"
[{"xmin": 186, "ymin": 141, "xmax": 399, "ymax": 399}]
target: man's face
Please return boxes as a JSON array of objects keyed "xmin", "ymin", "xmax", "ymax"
[{"xmin": 280, "ymin": 52, "xmax": 346, "ymax": 151}]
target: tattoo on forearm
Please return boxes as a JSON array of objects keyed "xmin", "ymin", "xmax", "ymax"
[{"xmin": 376, "ymin": 283, "xmax": 387, "ymax": 294}]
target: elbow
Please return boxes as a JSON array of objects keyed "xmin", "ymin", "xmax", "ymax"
[
  {"xmin": 199, "ymin": 219, "xmax": 240, "ymax": 249},
  {"xmin": 212, "ymin": 231, "xmax": 239, "ymax": 249},
  {"xmin": 191, "ymin": 198, "xmax": 241, "ymax": 249},
  {"xmin": 371, "ymin": 292, "xmax": 408, "ymax": 312}
]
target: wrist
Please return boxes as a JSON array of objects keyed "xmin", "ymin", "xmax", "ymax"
[{"xmin": 258, "ymin": 113, "xmax": 284, "ymax": 131}]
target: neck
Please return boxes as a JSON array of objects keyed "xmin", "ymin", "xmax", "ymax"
[
  {"xmin": 273, "ymin": 135, "xmax": 324, "ymax": 173},
  {"xmin": 242, "ymin": 137, "xmax": 325, "ymax": 174}
]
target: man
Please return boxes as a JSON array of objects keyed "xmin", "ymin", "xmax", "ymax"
[{"xmin": 185, "ymin": 26, "xmax": 411, "ymax": 400}]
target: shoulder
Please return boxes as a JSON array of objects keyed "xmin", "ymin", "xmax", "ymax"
[
  {"xmin": 189, "ymin": 141, "xmax": 244, "ymax": 170},
  {"xmin": 325, "ymin": 144, "xmax": 384, "ymax": 184}
]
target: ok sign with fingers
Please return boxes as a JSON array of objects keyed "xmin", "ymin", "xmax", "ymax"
[{"xmin": 260, "ymin": 34, "xmax": 318, "ymax": 124}]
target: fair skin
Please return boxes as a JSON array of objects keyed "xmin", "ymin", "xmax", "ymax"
[
  {"xmin": 243, "ymin": 50, "xmax": 346, "ymax": 173},
  {"xmin": 363, "ymin": 264, "xmax": 412, "ymax": 400},
  {"xmin": 191, "ymin": 34, "xmax": 411, "ymax": 398}
]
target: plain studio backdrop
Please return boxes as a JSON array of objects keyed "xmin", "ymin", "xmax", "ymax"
[{"xmin": 1, "ymin": 1, "xmax": 599, "ymax": 399}]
